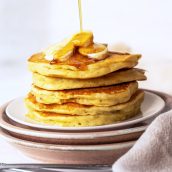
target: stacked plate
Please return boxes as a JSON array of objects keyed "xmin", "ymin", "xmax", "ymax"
[{"xmin": 0, "ymin": 89, "xmax": 170, "ymax": 165}]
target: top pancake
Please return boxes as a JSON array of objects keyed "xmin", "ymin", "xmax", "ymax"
[{"xmin": 28, "ymin": 52, "xmax": 141, "ymax": 79}]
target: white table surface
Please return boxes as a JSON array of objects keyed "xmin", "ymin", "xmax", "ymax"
[{"xmin": 0, "ymin": 60, "xmax": 172, "ymax": 163}]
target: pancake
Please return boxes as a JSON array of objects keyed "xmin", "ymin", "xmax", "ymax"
[
  {"xmin": 25, "ymin": 91, "xmax": 144, "ymax": 127},
  {"xmin": 31, "ymin": 82, "xmax": 138, "ymax": 106},
  {"xmin": 25, "ymin": 90, "xmax": 144, "ymax": 116},
  {"xmin": 32, "ymin": 68, "xmax": 146, "ymax": 90},
  {"xmin": 28, "ymin": 52, "xmax": 141, "ymax": 79}
]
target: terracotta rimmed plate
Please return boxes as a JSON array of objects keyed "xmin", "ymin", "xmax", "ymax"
[
  {"xmin": 0, "ymin": 128, "xmax": 135, "ymax": 165},
  {"xmin": 5, "ymin": 91, "xmax": 165, "ymax": 131}
]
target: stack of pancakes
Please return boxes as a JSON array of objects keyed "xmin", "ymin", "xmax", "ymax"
[{"xmin": 25, "ymin": 34, "xmax": 146, "ymax": 127}]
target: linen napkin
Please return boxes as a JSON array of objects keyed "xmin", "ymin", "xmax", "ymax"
[{"xmin": 112, "ymin": 110, "xmax": 172, "ymax": 172}]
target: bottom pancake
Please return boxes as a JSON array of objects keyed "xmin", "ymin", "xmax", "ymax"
[
  {"xmin": 25, "ymin": 91, "xmax": 144, "ymax": 127},
  {"xmin": 25, "ymin": 90, "xmax": 144, "ymax": 116}
]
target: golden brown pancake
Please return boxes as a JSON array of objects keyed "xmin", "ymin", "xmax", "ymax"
[
  {"xmin": 26, "ymin": 91, "xmax": 144, "ymax": 127},
  {"xmin": 31, "ymin": 82, "xmax": 138, "ymax": 106},
  {"xmin": 25, "ymin": 90, "xmax": 144, "ymax": 116},
  {"xmin": 32, "ymin": 68, "xmax": 146, "ymax": 90},
  {"xmin": 28, "ymin": 52, "xmax": 141, "ymax": 79}
]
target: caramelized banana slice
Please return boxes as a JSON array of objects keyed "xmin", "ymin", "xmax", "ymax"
[
  {"xmin": 44, "ymin": 31, "xmax": 93, "ymax": 61},
  {"xmin": 53, "ymin": 42, "xmax": 74, "ymax": 61},
  {"xmin": 79, "ymin": 43, "xmax": 108, "ymax": 60},
  {"xmin": 72, "ymin": 31, "xmax": 93, "ymax": 47},
  {"xmin": 44, "ymin": 39, "xmax": 74, "ymax": 61}
]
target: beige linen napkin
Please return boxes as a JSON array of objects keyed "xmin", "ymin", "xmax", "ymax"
[{"xmin": 112, "ymin": 110, "xmax": 172, "ymax": 172}]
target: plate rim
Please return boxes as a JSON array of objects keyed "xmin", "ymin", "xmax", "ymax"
[
  {"xmin": 0, "ymin": 128, "xmax": 135, "ymax": 151},
  {"xmin": 5, "ymin": 91, "xmax": 165, "ymax": 131},
  {"xmin": 0, "ymin": 111, "xmax": 147, "ymax": 139}
]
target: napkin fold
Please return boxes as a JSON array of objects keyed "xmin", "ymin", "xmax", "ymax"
[{"xmin": 112, "ymin": 110, "xmax": 172, "ymax": 172}]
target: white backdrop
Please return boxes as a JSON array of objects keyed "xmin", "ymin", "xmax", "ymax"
[
  {"xmin": 0, "ymin": 0, "xmax": 172, "ymax": 61},
  {"xmin": 0, "ymin": 0, "xmax": 172, "ymax": 104}
]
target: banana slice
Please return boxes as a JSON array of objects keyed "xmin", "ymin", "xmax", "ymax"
[
  {"xmin": 72, "ymin": 31, "xmax": 93, "ymax": 47},
  {"xmin": 43, "ymin": 31, "xmax": 93, "ymax": 61},
  {"xmin": 53, "ymin": 42, "xmax": 74, "ymax": 61},
  {"xmin": 44, "ymin": 38, "xmax": 74, "ymax": 61},
  {"xmin": 78, "ymin": 43, "xmax": 108, "ymax": 60}
]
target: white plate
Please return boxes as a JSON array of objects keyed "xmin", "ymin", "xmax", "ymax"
[{"xmin": 5, "ymin": 91, "xmax": 165, "ymax": 131}]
